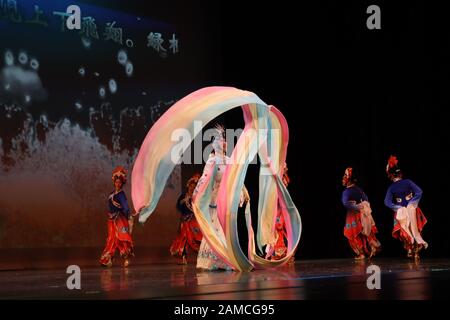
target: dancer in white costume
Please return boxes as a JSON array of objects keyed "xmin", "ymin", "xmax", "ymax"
[
  {"xmin": 131, "ymin": 87, "xmax": 302, "ymax": 272},
  {"xmin": 195, "ymin": 125, "xmax": 248, "ymax": 271}
]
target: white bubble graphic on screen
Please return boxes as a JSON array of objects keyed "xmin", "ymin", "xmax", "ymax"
[
  {"xmin": 142, "ymin": 91, "xmax": 147, "ymax": 96},
  {"xmin": 75, "ymin": 102, "xmax": 83, "ymax": 110},
  {"xmin": 81, "ymin": 37, "xmax": 92, "ymax": 49},
  {"xmin": 117, "ymin": 50, "xmax": 128, "ymax": 66},
  {"xmin": 1, "ymin": 51, "xmax": 47, "ymax": 105},
  {"xmin": 4, "ymin": 51, "xmax": 14, "ymax": 66},
  {"xmin": 30, "ymin": 58, "xmax": 39, "ymax": 70},
  {"xmin": 94, "ymin": 72, "xmax": 100, "ymax": 77},
  {"xmin": 125, "ymin": 61, "xmax": 133, "ymax": 77},
  {"xmin": 18, "ymin": 52, "xmax": 28, "ymax": 65},
  {"xmin": 78, "ymin": 67, "xmax": 85, "ymax": 76},
  {"xmin": 99, "ymin": 86, "xmax": 106, "ymax": 98},
  {"xmin": 109, "ymin": 79, "xmax": 117, "ymax": 94}
]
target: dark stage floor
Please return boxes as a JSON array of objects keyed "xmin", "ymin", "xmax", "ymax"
[{"xmin": 1, "ymin": 258, "xmax": 449, "ymax": 299}]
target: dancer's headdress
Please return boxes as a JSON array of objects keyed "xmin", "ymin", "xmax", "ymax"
[
  {"xmin": 186, "ymin": 173, "xmax": 201, "ymax": 188},
  {"xmin": 112, "ymin": 166, "xmax": 127, "ymax": 184},
  {"xmin": 386, "ymin": 155, "xmax": 401, "ymax": 177},
  {"xmin": 282, "ymin": 163, "xmax": 290, "ymax": 186},
  {"xmin": 343, "ymin": 167, "xmax": 356, "ymax": 182},
  {"xmin": 212, "ymin": 124, "xmax": 226, "ymax": 154}
]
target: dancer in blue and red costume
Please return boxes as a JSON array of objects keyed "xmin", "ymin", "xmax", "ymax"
[
  {"xmin": 384, "ymin": 156, "xmax": 428, "ymax": 260},
  {"xmin": 342, "ymin": 167, "xmax": 381, "ymax": 260},
  {"xmin": 170, "ymin": 173, "xmax": 203, "ymax": 264},
  {"xmin": 99, "ymin": 166, "xmax": 135, "ymax": 267},
  {"xmin": 267, "ymin": 164, "xmax": 295, "ymax": 265}
]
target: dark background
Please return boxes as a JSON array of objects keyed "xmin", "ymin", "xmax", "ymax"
[{"xmin": 2, "ymin": 0, "xmax": 449, "ymax": 258}]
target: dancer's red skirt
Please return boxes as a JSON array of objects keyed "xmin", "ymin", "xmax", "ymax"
[
  {"xmin": 392, "ymin": 207, "xmax": 427, "ymax": 250},
  {"xmin": 99, "ymin": 214, "xmax": 133, "ymax": 265},
  {"xmin": 170, "ymin": 217, "xmax": 203, "ymax": 258}
]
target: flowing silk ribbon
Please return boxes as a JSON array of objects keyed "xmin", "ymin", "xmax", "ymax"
[{"xmin": 131, "ymin": 87, "xmax": 302, "ymax": 271}]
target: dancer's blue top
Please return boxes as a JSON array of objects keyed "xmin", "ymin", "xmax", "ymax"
[
  {"xmin": 108, "ymin": 190, "xmax": 130, "ymax": 218},
  {"xmin": 384, "ymin": 179, "xmax": 422, "ymax": 210},
  {"xmin": 342, "ymin": 185, "xmax": 368, "ymax": 212}
]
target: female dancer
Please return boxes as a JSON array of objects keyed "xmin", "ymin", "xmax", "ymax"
[
  {"xmin": 384, "ymin": 156, "xmax": 428, "ymax": 259},
  {"xmin": 99, "ymin": 166, "xmax": 135, "ymax": 267},
  {"xmin": 170, "ymin": 173, "xmax": 203, "ymax": 264},
  {"xmin": 267, "ymin": 164, "xmax": 295, "ymax": 264},
  {"xmin": 195, "ymin": 125, "xmax": 236, "ymax": 271},
  {"xmin": 342, "ymin": 167, "xmax": 381, "ymax": 260}
]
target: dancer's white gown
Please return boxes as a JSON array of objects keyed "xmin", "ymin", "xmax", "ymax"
[{"xmin": 195, "ymin": 153, "xmax": 232, "ymax": 271}]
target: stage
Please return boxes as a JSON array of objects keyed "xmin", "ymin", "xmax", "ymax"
[{"xmin": 1, "ymin": 258, "xmax": 449, "ymax": 300}]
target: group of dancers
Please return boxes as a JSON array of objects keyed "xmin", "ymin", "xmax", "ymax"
[
  {"xmin": 342, "ymin": 155, "xmax": 428, "ymax": 261},
  {"xmin": 98, "ymin": 139, "xmax": 428, "ymax": 269}
]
